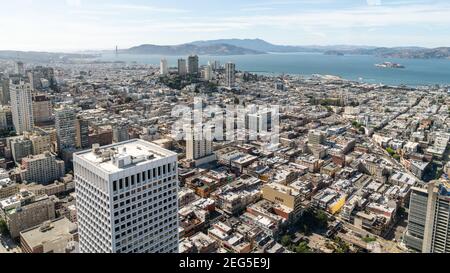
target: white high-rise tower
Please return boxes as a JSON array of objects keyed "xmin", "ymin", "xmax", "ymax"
[
  {"xmin": 160, "ymin": 58, "xmax": 168, "ymax": 76},
  {"xmin": 9, "ymin": 79, "xmax": 34, "ymax": 135},
  {"xmin": 74, "ymin": 139, "xmax": 179, "ymax": 253}
]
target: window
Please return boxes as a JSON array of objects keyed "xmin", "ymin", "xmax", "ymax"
[
  {"xmin": 119, "ymin": 179, "xmax": 123, "ymax": 190},
  {"xmin": 113, "ymin": 181, "xmax": 117, "ymax": 191}
]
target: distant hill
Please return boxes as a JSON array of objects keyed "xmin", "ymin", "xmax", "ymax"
[
  {"xmin": 190, "ymin": 39, "xmax": 377, "ymax": 53},
  {"xmin": 0, "ymin": 50, "xmax": 97, "ymax": 61},
  {"xmin": 190, "ymin": 38, "xmax": 315, "ymax": 53},
  {"xmin": 327, "ymin": 47, "xmax": 450, "ymax": 59},
  {"xmin": 125, "ymin": 43, "xmax": 264, "ymax": 55}
]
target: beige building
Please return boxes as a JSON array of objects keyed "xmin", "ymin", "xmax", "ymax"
[
  {"xmin": 32, "ymin": 94, "xmax": 52, "ymax": 125},
  {"xmin": 262, "ymin": 183, "xmax": 303, "ymax": 219},
  {"xmin": 24, "ymin": 130, "xmax": 52, "ymax": 155},
  {"xmin": 0, "ymin": 178, "xmax": 19, "ymax": 199},
  {"xmin": 26, "ymin": 182, "xmax": 66, "ymax": 197},
  {"xmin": 20, "ymin": 217, "xmax": 78, "ymax": 253},
  {"xmin": 19, "ymin": 152, "xmax": 65, "ymax": 185},
  {"xmin": 0, "ymin": 191, "xmax": 56, "ymax": 238}
]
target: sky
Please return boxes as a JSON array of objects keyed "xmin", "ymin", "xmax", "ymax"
[{"xmin": 1, "ymin": 0, "xmax": 450, "ymax": 51}]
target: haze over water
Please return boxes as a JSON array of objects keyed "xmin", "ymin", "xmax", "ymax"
[{"xmin": 100, "ymin": 52, "xmax": 450, "ymax": 87}]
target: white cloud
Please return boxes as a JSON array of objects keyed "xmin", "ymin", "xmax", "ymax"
[
  {"xmin": 66, "ymin": 0, "xmax": 81, "ymax": 7},
  {"xmin": 367, "ymin": 0, "xmax": 382, "ymax": 6}
]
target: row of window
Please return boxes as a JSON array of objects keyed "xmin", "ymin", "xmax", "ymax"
[{"xmin": 112, "ymin": 163, "xmax": 176, "ymax": 192}]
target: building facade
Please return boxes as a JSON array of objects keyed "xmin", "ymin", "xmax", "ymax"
[
  {"xmin": 74, "ymin": 139, "xmax": 179, "ymax": 253},
  {"xmin": 9, "ymin": 79, "xmax": 34, "ymax": 135},
  {"xmin": 405, "ymin": 180, "xmax": 450, "ymax": 253}
]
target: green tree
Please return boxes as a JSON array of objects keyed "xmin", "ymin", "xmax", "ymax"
[
  {"xmin": 315, "ymin": 210, "xmax": 329, "ymax": 230},
  {"xmin": 295, "ymin": 242, "xmax": 312, "ymax": 253},
  {"xmin": 281, "ymin": 235, "xmax": 292, "ymax": 247},
  {"xmin": 386, "ymin": 147, "xmax": 396, "ymax": 156},
  {"xmin": 0, "ymin": 219, "xmax": 9, "ymax": 235}
]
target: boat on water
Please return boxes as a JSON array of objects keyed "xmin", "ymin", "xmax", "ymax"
[{"xmin": 375, "ymin": 62, "xmax": 405, "ymax": 69}]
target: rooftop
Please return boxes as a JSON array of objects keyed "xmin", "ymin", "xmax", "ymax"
[
  {"xmin": 20, "ymin": 217, "xmax": 78, "ymax": 250},
  {"xmin": 74, "ymin": 139, "xmax": 177, "ymax": 173}
]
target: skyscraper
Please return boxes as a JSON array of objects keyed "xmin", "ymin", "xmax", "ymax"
[
  {"xmin": 32, "ymin": 94, "xmax": 52, "ymax": 125},
  {"xmin": 112, "ymin": 123, "xmax": 129, "ymax": 143},
  {"xmin": 187, "ymin": 55, "xmax": 199, "ymax": 75},
  {"xmin": 9, "ymin": 79, "xmax": 34, "ymax": 135},
  {"xmin": 74, "ymin": 139, "xmax": 179, "ymax": 253},
  {"xmin": 55, "ymin": 106, "xmax": 77, "ymax": 151},
  {"xmin": 204, "ymin": 63, "xmax": 213, "ymax": 81},
  {"xmin": 15, "ymin": 61, "xmax": 25, "ymax": 76},
  {"xmin": 225, "ymin": 62, "xmax": 236, "ymax": 88},
  {"xmin": 75, "ymin": 117, "xmax": 89, "ymax": 149},
  {"xmin": 178, "ymin": 58, "xmax": 187, "ymax": 76},
  {"xmin": 160, "ymin": 58, "xmax": 168, "ymax": 76},
  {"xmin": 405, "ymin": 180, "xmax": 450, "ymax": 253}
]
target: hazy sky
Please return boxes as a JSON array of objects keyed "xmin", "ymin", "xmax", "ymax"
[{"xmin": 1, "ymin": 0, "xmax": 450, "ymax": 51}]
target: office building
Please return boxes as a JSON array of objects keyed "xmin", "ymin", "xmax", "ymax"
[
  {"xmin": 405, "ymin": 180, "xmax": 450, "ymax": 253},
  {"xmin": 160, "ymin": 58, "xmax": 168, "ymax": 76},
  {"xmin": 187, "ymin": 55, "xmax": 199, "ymax": 75},
  {"xmin": 178, "ymin": 59, "xmax": 187, "ymax": 76},
  {"xmin": 225, "ymin": 62, "xmax": 236, "ymax": 88},
  {"xmin": 9, "ymin": 79, "xmax": 34, "ymax": 135},
  {"xmin": 74, "ymin": 139, "xmax": 179, "ymax": 253},
  {"xmin": 55, "ymin": 106, "xmax": 77, "ymax": 151}
]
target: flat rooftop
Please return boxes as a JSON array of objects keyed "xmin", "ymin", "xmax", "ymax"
[
  {"xmin": 20, "ymin": 218, "xmax": 77, "ymax": 250},
  {"xmin": 75, "ymin": 139, "xmax": 177, "ymax": 173}
]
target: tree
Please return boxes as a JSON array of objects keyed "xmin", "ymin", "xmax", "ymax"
[
  {"xmin": 0, "ymin": 219, "xmax": 9, "ymax": 236},
  {"xmin": 386, "ymin": 147, "xmax": 396, "ymax": 156},
  {"xmin": 281, "ymin": 235, "xmax": 292, "ymax": 247},
  {"xmin": 295, "ymin": 242, "xmax": 311, "ymax": 253},
  {"xmin": 315, "ymin": 210, "xmax": 329, "ymax": 230}
]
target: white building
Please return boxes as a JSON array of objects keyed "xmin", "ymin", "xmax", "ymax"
[
  {"xmin": 185, "ymin": 126, "xmax": 215, "ymax": 166},
  {"xmin": 55, "ymin": 106, "xmax": 77, "ymax": 151},
  {"xmin": 204, "ymin": 63, "xmax": 213, "ymax": 81},
  {"xmin": 225, "ymin": 62, "xmax": 236, "ymax": 88},
  {"xmin": 160, "ymin": 58, "xmax": 168, "ymax": 76},
  {"xmin": 74, "ymin": 139, "xmax": 179, "ymax": 253},
  {"xmin": 9, "ymin": 79, "xmax": 34, "ymax": 135},
  {"xmin": 19, "ymin": 152, "xmax": 65, "ymax": 185}
]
